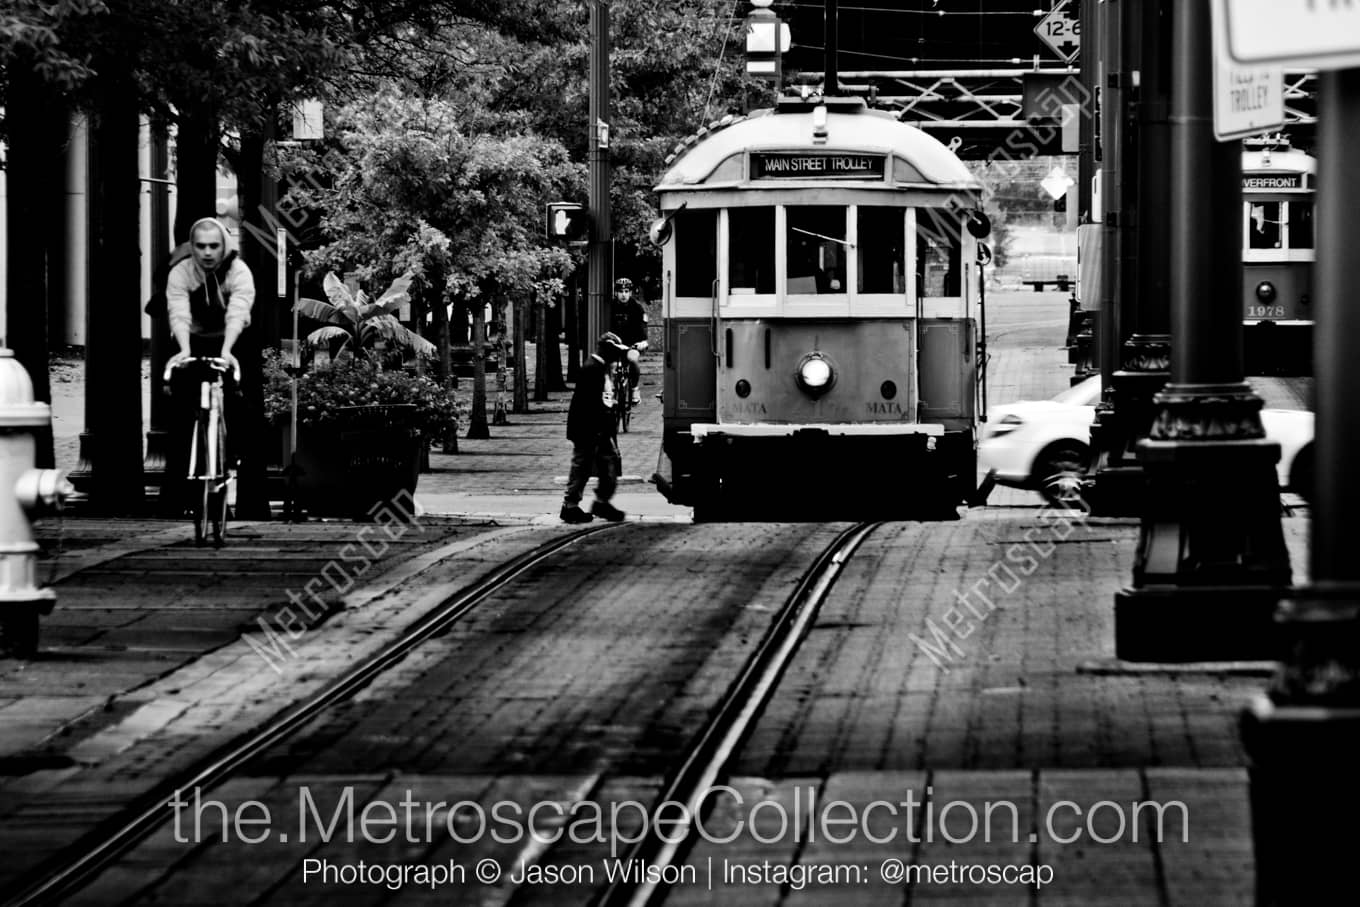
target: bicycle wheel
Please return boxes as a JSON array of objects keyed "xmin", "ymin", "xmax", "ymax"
[
  {"xmin": 210, "ymin": 383, "xmax": 230, "ymax": 547},
  {"xmin": 620, "ymin": 378, "xmax": 632, "ymax": 433},
  {"xmin": 191, "ymin": 417, "xmax": 210, "ymax": 547},
  {"xmin": 195, "ymin": 478, "xmax": 210, "ymax": 547},
  {"xmin": 209, "ymin": 483, "xmax": 228, "ymax": 547}
]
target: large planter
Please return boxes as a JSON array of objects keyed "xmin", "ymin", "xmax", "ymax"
[{"xmin": 287, "ymin": 404, "xmax": 422, "ymax": 519}]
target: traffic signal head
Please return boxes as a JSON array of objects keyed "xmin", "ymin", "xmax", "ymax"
[{"xmin": 546, "ymin": 202, "xmax": 588, "ymax": 242}]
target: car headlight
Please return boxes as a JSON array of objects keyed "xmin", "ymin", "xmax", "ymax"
[
  {"xmin": 795, "ymin": 352, "xmax": 835, "ymax": 397},
  {"xmin": 987, "ymin": 413, "xmax": 1025, "ymax": 437}
]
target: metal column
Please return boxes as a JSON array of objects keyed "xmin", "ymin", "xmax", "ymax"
[
  {"xmin": 1112, "ymin": 0, "xmax": 1290, "ymax": 661},
  {"xmin": 1242, "ymin": 66, "xmax": 1360, "ymax": 905},
  {"xmin": 587, "ymin": 0, "xmax": 612, "ymax": 354}
]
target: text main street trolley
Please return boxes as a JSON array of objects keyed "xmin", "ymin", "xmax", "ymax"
[
  {"xmin": 649, "ymin": 96, "xmax": 988, "ymax": 520},
  {"xmin": 1242, "ymin": 147, "xmax": 1315, "ymax": 375}
]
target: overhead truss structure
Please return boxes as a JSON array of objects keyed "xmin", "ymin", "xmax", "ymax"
[{"xmin": 786, "ymin": 70, "xmax": 1319, "ymax": 158}]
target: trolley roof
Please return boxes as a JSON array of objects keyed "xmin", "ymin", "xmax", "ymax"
[
  {"xmin": 656, "ymin": 98, "xmax": 980, "ymax": 195},
  {"xmin": 1242, "ymin": 149, "xmax": 1316, "ymax": 175}
]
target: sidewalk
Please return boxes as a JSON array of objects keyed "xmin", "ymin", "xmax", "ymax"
[{"xmin": 412, "ymin": 350, "xmax": 690, "ymax": 522}]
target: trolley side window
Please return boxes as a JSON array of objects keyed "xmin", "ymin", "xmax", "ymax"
[
  {"xmin": 675, "ymin": 208, "xmax": 719, "ymax": 297},
  {"xmin": 1248, "ymin": 202, "xmax": 1281, "ymax": 249},
  {"xmin": 786, "ymin": 205, "xmax": 847, "ymax": 294},
  {"xmin": 916, "ymin": 209, "xmax": 962, "ymax": 297},
  {"xmin": 857, "ymin": 206, "xmax": 906, "ymax": 294},
  {"xmin": 1287, "ymin": 200, "xmax": 1314, "ymax": 249},
  {"xmin": 728, "ymin": 206, "xmax": 776, "ymax": 294}
]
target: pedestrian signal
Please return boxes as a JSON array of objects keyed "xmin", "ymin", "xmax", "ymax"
[{"xmin": 546, "ymin": 202, "xmax": 588, "ymax": 242}]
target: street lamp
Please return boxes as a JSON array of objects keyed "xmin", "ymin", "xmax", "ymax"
[{"xmin": 746, "ymin": 0, "xmax": 791, "ymax": 80}]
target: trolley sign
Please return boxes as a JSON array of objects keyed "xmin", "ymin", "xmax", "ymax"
[
  {"xmin": 1217, "ymin": 0, "xmax": 1360, "ymax": 71},
  {"xmin": 1212, "ymin": 0, "xmax": 1284, "ymax": 141},
  {"xmin": 1034, "ymin": 1, "xmax": 1080, "ymax": 65}
]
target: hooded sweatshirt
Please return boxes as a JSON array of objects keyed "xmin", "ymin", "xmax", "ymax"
[{"xmin": 165, "ymin": 217, "xmax": 255, "ymax": 339}]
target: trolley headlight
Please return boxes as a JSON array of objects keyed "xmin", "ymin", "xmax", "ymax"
[
  {"xmin": 735, "ymin": 379, "xmax": 752, "ymax": 398},
  {"xmin": 795, "ymin": 352, "xmax": 835, "ymax": 397},
  {"xmin": 1256, "ymin": 281, "xmax": 1277, "ymax": 303}
]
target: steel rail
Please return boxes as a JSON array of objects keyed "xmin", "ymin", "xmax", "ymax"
[
  {"xmin": 5, "ymin": 523, "xmax": 620, "ymax": 907},
  {"xmin": 592, "ymin": 521, "xmax": 882, "ymax": 907}
]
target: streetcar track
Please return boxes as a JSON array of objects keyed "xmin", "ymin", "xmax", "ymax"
[
  {"xmin": 591, "ymin": 521, "xmax": 882, "ymax": 907},
  {"xmin": 3, "ymin": 522, "xmax": 621, "ymax": 907}
]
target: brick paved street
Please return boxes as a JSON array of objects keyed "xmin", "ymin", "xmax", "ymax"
[{"xmin": 4, "ymin": 289, "xmax": 1317, "ymax": 904}]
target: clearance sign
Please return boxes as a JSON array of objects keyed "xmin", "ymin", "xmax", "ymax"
[{"xmin": 751, "ymin": 153, "xmax": 886, "ymax": 180}]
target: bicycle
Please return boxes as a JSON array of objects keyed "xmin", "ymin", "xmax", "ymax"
[
  {"xmin": 611, "ymin": 345, "xmax": 642, "ymax": 434},
  {"xmin": 165, "ymin": 356, "xmax": 236, "ymax": 547}
]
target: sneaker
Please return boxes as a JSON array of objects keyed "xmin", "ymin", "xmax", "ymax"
[
  {"xmin": 560, "ymin": 505, "xmax": 594, "ymax": 524},
  {"xmin": 591, "ymin": 500, "xmax": 626, "ymax": 522},
  {"xmin": 630, "ymin": 388, "xmax": 641, "ymax": 406}
]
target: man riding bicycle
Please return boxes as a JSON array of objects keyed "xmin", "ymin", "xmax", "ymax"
[
  {"xmin": 162, "ymin": 217, "xmax": 256, "ymax": 513},
  {"xmin": 609, "ymin": 278, "xmax": 648, "ymax": 405}
]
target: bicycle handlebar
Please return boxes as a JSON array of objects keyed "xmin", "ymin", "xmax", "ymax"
[{"xmin": 164, "ymin": 356, "xmax": 235, "ymax": 383}]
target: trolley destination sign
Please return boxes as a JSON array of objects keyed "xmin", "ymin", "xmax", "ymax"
[
  {"xmin": 1243, "ymin": 173, "xmax": 1307, "ymax": 190},
  {"xmin": 750, "ymin": 152, "xmax": 886, "ymax": 180}
]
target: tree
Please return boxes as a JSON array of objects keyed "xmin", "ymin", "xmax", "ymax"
[{"xmin": 282, "ymin": 89, "xmax": 579, "ymax": 439}]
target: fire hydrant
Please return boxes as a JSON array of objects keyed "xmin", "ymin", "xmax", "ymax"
[{"xmin": 0, "ymin": 348, "xmax": 73, "ymax": 657}]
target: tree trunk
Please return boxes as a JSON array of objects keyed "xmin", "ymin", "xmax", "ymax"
[
  {"xmin": 432, "ymin": 282, "xmax": 452, "ymax": 386},
  {"xmin": 172, "ymin": 106, "xmax": 220, "ymax": 243},
  {"xmin": 546, "ymin": 293, "xmax": 567, "ymax": 392},
  {"xmin": 86, "ymin": 75, "xmax": 146, "ymax": 513},
  {"xmin": 3, "ymin": 66, "xmax": 64, "ymax": 469},
  {"xmin": 565, "ymin": 273, "xmax": 582, "ymax": 384},
  {"xmin": 513, "ymin": 295, "xmax": 528, "ymax": 413},
  {"xmin": 467, "ymin": 302, "xmax": 490, "ymax": 439},
  {"xmin": 233, "ymin": 119, "xmax": 279, "ymax": 520},
  {"xmin": 534, "ymin": 298, "xmax": 550, "ymax": 402}
]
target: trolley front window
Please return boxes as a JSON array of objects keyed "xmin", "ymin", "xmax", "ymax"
[
  {"xmin": 1287, "ymin": 200, "xmax": 1313, "ymax": 249},
  {"xmin": 1249, "ymin": 202, "xmax": 1281, "ymax": 249},
  {"xmin": 786, "ymin": 206, "xmax": 847, "ymax": 294},
  {"xmin": 857, "ymin": 206, "xmax": 906, "ymax": 294},
  {"xmin": 728, "ymin": 207, "xmax": 775, "ymax": 294},
  {"xmin": 675, "ymin": 208, "xmax": 718, "ymax": 297},
  {"xmin": 916, "ymin": 209, "xmax": 962, "ymax": 297}
]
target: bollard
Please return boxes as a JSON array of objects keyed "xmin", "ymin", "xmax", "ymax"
[{"xmin": 0, "ymin": 349, "xmax": 74, "ymax": 657}]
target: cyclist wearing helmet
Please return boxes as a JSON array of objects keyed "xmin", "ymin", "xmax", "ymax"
[{"xmin": 609, "ymin": 277, "xmax": 648, "ymax": 405}]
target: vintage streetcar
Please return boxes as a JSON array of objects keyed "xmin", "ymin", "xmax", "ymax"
[
  {"xmin": 1242, "ymin": 146, "xmax": 1315, "ymax": 376},
  {"xmin": 648, "ymin": 95, "xmax": 990, "ymax": 520}
]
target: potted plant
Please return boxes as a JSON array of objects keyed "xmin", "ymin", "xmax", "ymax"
[
  {"xmin": 262, "ymin": 272, "xmax": 461, "ymax": 519},
  {"xmin": 295, "ymin": 271, "xmax": 437, "ymax": 364}
]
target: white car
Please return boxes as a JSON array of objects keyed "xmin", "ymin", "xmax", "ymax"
[{"xmin": 978, "ymin": 375, "xmax": 1314, "ymax": 506}]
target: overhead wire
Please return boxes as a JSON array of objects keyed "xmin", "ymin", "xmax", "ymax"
[{"xmin": 701, "ymin": 0, "xmax": 746, "ymax": 128}]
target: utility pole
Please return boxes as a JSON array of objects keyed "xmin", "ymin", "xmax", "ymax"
[
  {"xmin": 825, "ymin": 0, "xmax": 839, "ymax": 95},
  {"xmin": 587, "ymin": 0, "xmax": 612, "ymax": 353}
]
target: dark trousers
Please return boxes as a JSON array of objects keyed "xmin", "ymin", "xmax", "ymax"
[{"xmin": 563, "ymin": 435, "xmax": 620, "ymax": 507}]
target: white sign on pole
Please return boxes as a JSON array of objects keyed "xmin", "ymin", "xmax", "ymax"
[
  {"xmin": 276, "ymin": 228, "xmax": 286, "ymax": 292},
  {"xmin": 1219, "ymin": 0, "xmax": 1360, "ymax": 71},
  {"xmin": 1035, "ymin": 1, "xmax": 1081, "ymax": 65},
  {"xmin": 1041, "ymin": 167, "xmax": 1075, "ymax": 200},
  {"xmin": 1212, "ymin": 3, "xmax": 1285, "ymax": 141}
]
